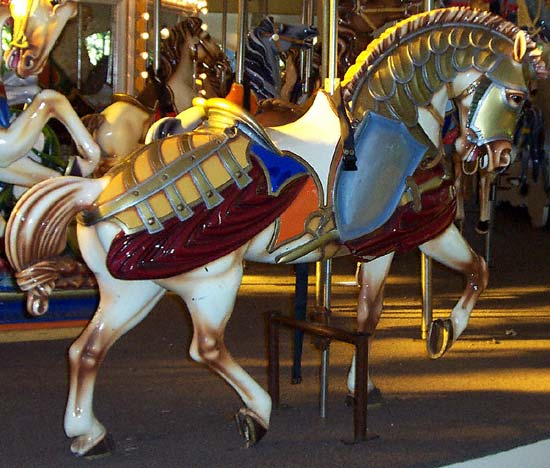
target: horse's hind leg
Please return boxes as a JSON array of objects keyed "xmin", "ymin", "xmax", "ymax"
[
  {"xmin": 347, "ymin": 253, "xmax": 394, "ymax": 400},
  {"xmin": 64, "ymin": 227, "xmax": 165, "ymax": 457},
  {"xmin": 65, "ymin": 279, "xmax": 164, "ymax": 457},
  {"xmin": 419, "ymin": 223, "xmax": 488, "ymax": 359},
  {"xmin": 158, "ymin": 250, "xmax": 272, "ymax": 447}
]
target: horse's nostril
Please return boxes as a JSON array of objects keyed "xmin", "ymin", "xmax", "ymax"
[
  {"xmin": 499, "ymin": 149, "xmax": 511, "ymax": 167},
  {"xmin": 24, "ymin": 54, "xmax": 34, "ymax": 68}
]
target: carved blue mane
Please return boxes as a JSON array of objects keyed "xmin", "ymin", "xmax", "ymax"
[{"xmin": 244, "ymin": 17, "xmax": 317, "ymax": 101}]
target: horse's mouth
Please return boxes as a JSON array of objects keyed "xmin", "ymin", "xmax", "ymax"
[
  {"xmin": 6, "ymin": 48, "xmax": 42, "ymax": 78},
  {"xmin": 464, "ymin": 141, "xmax": 512, "ymax": 173},
  {"xmin": 6, "ymin": 48, "xmax": 21, "ymax": 73}
]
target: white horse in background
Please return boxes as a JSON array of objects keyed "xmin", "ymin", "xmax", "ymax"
[{"xmin": 0, "ymin": 0, "xmax": 100, "ymax": 234}]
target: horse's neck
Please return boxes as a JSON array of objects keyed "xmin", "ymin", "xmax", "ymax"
[
  {"xmin": 166, "ymin": 56, "xmax": 195, "ymax": 113},
  {"xmin": 0, "ymin": 4, "xmax": 9, "ymax": 27},
  {"xmin": 248, "ymin": 31, "xmax": 282, "ymax": 98},
  {"xmin": 266, "ymin": 91, "xmax": 341, "ymax": 204}
]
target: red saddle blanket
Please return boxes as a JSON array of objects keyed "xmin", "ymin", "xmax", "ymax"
[
  {"xmin": 345, "ymin": 166, "xmax": 457, "ymax": 260},
  {"xmin": 106, "ymin": 159, "xmax": 308, "ymax": 280}
]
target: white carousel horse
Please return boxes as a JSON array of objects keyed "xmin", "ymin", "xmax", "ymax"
[
  {"xmin": 0, "ymin": 0, "xmax": 99, "ymax": 181},
  {"xmin": 4, "ymin": 7, "xmax": 546, "ymax": 456},
  {"xmin": 0, "ymin": 0, "xmax": 99, "ymax": 236}
]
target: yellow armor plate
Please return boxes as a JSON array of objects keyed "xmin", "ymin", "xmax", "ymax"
[{"xmin": 81, "ymin": 132, "xmax": 251, "ymax": 234}]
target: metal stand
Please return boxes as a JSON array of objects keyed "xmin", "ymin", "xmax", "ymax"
[
  {"xmin": 316, "ymin": 260, "xmax": 332, "ymax": 417},
  {"xmin": 485, "ymin": 181, "xmax": 497, "ymax": 267},
  {"xmin": 421, "ymin": 253, "xmax": 432, "ymax": 340},
  {"xmin": 268, "ymin": 311, "xmax": 372, "ymax": 443},
  {"xmin": 291, "ymin": 264, "xmax": 309, "ymax": 384}
]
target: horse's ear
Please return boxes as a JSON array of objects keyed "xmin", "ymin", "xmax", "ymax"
[{"xmin": 513, "ymin": 30, "xmax": 527, "ymax": 62}]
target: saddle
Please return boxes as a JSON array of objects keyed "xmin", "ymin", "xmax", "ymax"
[{"xmin": 79, "ymin": 97, "xmax": 303, "ymax": 235}]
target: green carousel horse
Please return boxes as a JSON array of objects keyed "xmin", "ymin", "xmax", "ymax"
[{"xmin": 4, "ymin": 7, "xmax": 547, "ymax": 456}]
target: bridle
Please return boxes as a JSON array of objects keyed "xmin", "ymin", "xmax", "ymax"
[
  {"xmin": 190, "ymin": 30, "xmax": 231, "ymax": 98},
  {"xmin": 8, "ymin": 0, "xmax": 38, "ymax": 49},
  {"xmin": 259, "ymin": 21, "xmax": 316, "ymax": 54}
]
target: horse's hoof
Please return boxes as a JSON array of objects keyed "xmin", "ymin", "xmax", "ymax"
[
  {"xmin": 345, "ymin": 387, "xmax": 384, "ymax": 409},
  {"xmin": 427, "ymin": 318, "xmax": 454, "ymax": 359},
  {"xmin": 475, "ymin": 220, "xmax": 490, "ymax": 234},
  {"xmin": 75, "ymin": 433, "xmax": 115, "ymax": 459},
  {"xmin": 234, "ymin": 408, "xmax": 267, "ymax": 448}
]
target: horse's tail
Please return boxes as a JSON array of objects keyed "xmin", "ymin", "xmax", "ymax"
[{"xmin": 5, "ymin": 176, "xmax": 107, "ymax": 316}]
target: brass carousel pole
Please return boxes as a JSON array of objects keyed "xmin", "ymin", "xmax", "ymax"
[
  {"xmin": 221, "ymin": 0, "xmax": 228, "ymax": 54},
  {"xmin": 316, "ymin": 0, "xmax": 338, "ymax": 419},
  {"xmin": 300, "ymin": 0, "xmax": 314, "ymax": 95},
  {"xmin": 152, "ymin": 0, "xmax": 161, "ymax": 72},
  {"xmin": 421, "ymin": 0, "xmax": 435, "ymax": 340},
  {"xmin": 235, "ymin": 0, "xmax": 248, "ymax": 86}
]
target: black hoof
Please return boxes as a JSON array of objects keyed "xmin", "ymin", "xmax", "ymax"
[
  {"xmin": 234, "ymin": 409, "xmax": 267, "ymax": 448},
  {"xmin": 79, "ymin": 433, "xmax": 115, "ymax": 459},
  {"xmin": 345, "ymin": 387, "xmax": 384, "ymax": 409},
  {"xmin": 427, "ymin": 319, "xmax": 454, "ymax": 359},
  {"xmin": 475, "ymin": 220, "xmax": 490, "ymax": 234}
]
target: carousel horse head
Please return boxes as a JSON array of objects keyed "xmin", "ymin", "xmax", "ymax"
[
  {"xmin": 5, "ymin": 0, "xmax": 77, "ymax": 77},
  {"xmin": 245, "ymin": 16, "xmax": 318, "ymax": 101},
  {"xmin": 342, "ymin": 7, "xmax": 548, "ymax": 179},
  {"xmin": 154, "ymin": 16, "xmax": 232, "ymax": 111}
]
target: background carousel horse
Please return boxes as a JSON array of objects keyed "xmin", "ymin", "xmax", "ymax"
[
  {"xmin": 243, "ymin": 16, "xmax": 318, "ymax": 104},
  {"xmin": 81, "ymin": 16, "xmax": 232, "ymax": 176},
  {"xmin": 4, "ymin": 7, "xmax": 546, "ymax": 455},
  {"xmin": 0, "ymin": 0, "xmax": 100, "ymax": 231},
  {"xmin": 149, "ymin": 17, "xmax": 319, "ymax": 138},
  {"xmin": 504, "ymin": 0, "xmax": 550, "ymax": 225}
]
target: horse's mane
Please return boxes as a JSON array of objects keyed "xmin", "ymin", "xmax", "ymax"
[
  {"xmin": 244, "ymin": 17, "xmax": 279, "ymax": 99},
  {"xmin": 156, "ymin": 17, "xmax": 205, "ymax": 81},
  {"xmin": 341, "ymin": 7, "xmax": 547, "ymax": 103}
]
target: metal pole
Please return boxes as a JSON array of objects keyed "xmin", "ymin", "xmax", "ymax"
[
  {"xmin": 420, "ymin": 0, "xmax": 435, "ymax": 342},
  {"xmin": 152, "ymin": 0, "xmax": 160, "ymax": 72},
  {"xmin": 327, "ymin": 0, "xmax": 338, "ymax": 94},
  {"xmin": 300, "ymin": 0, "xmax": 314, "ymax": 95},
  {"xmin": 315, "ymin": 259, "xmax": 332, "ymax": 418},
  {"xmin": 221, "ymin": 0, "xmax": 228, "ymax": 54},
  {"xmin": 76, "ymin": 4, "xmax": 83, "ymax": 90},
  {"xmin": 424, "ymin": 0, "xmax": 435, "ymax": 10},
  {"xmin": 235, "ymin": 0, "xmax": 248, "ymax": 85},
  {"xmin": 421, "ymin": 253, "xmax": 433, "ymax": 340},
  {"xmin": 485, "ymin": 181, "xmax": 497, "ymax": 267}
]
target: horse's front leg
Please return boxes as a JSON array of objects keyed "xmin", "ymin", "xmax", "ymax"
[
  {"xmin": 158, "ymin": 248, "xmax": 272, "ymax": 447},
  {"xmin": 347, "ymin": 253, "xmax": 394, "ymax": 401},
  {"xmin": 419, "ymin": 223, "xmax": 488, "ymax": 359},
  {"xmin": 0, "ymin": 89, "xmax": 100, "ymax": 175}
]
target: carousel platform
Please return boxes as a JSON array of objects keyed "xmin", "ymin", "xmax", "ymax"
[{"xmin": 0, "ymin": 202, "xmax": 549, "ymax": 467}]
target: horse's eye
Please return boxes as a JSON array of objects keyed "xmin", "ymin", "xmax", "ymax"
[
  {"xmin": 505, "ymin": 90, "xmax": 525, "ymax": 108},
  {"xmin": 50, "ymin": 0, "xmax": 60, "ymax": 6}
]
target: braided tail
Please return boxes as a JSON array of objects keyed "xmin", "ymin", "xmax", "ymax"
[{"xmin": 5, "ymin": 176, "xmax": 107, "ymax": 316}]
